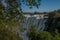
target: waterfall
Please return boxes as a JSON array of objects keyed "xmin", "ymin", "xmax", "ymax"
[{"xmin": 18, "ymin": 17, "xmax": 48, "ymax": 40}]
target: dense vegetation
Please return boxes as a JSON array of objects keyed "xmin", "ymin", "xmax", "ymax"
[
  {"xmin": 45, "ymin": 9, "xmax": 60, "ymax": 33},
  {"xmin": 0, "ymin": 0, "xmax": 41, "ymax": 40},
  {"xmin": 0, "ymin": 0, "xmax": 60, "ymax": 40},
  {"xmin": 27, "ymin": 9, "xmax": 60, "ymax": 40}
]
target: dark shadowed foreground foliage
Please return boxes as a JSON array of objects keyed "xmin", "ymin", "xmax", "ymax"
[
  {"xmin": 27, "ymin": 25, "xmax": 60, "ymax": 40},
  {"xmin": 0, "ymin": 0, "xmax": 60, "ymax": 40},
  {"xmin": 0, "ymin": 0, "xmax": 41, "ymax": 40}
]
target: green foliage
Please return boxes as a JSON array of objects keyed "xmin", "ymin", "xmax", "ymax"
[
  {"xmin": 45, "ymin": 10, "xmax": 60, "ymax": 33},
  {"xmin": 56, "ymin": 21, "xmax": 60, "ymax": 27},
  {"xmin": 0, "ymin": 19, "xmax": 23, "ymax": 40},
  {"xmin": 27, "ymin": 30, "xmax": 52, "ymax": 40},
  {"xmin": 0, "ymin": 19, "xmax": 19, "ymax": 31},
  {"xmin": 53, "ymin": 35, "xmax": 60, "ymax": 40},
  {"xmin": 52, "ymin": 30, "xmax": 60, "ymax": 40},
  {"xmin": 27, "ymin": 26, "xmax": 60, "ymax": 40},
  {"xmin": 27, "ymin": 25, "xmax": 52, "ymax": 40},
  {"xmin": 27, "ymin": 22, "xmax": 60, "ymax": 40},
  {"xmin": 0, "ymin": 0, "xmax": 41, "ymax": 40},
  {"xmin": 57, "ymin": 9, "xmax": 60, "ymax": 13},
  {"xmin": 27, "ymin": 26, "xmax": 39, "ymax": 39},
  {"xmin": 21, "ymin": 0, "xmax": 41, "ymax": 8},
  {"xmin": 48, "ymin": 12, "xmax": 55, "ymax": 18},
  {"xmin": 0, "ymin": 29, "xmax": 22, "ymax": 40},
  {"xmin": 38, "ymin": 31, "xmax": 52, "ymax": 40}
]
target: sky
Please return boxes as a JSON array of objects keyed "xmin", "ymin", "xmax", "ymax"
[{"xmin": 20, "ymin": 0, "xmax": 60, "ymax": 12}]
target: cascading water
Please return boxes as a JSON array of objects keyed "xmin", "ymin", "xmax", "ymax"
[
  {"xmin": 18, "ymin": 13, "xmax": 48, "ymax": 40},
  {"xmin": 18, "ymin": 17, "xmax": 48, "ymax": 40}
]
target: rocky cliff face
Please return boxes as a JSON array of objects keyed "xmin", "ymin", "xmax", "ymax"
[{"xmin": 45, "ymin": 12, "xmax": 60, "ymax": 34}]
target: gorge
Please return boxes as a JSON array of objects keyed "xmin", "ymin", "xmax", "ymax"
[{"xmin": 19, "ymin": 13, "xmax": 48, "ymax": 40}]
